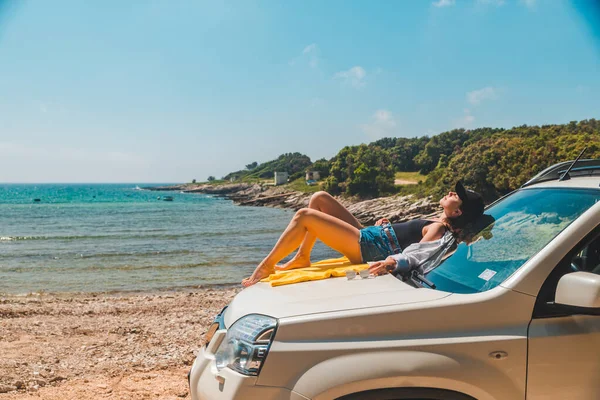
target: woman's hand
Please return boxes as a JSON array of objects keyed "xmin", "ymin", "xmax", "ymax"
[
  {"xmin": 368, "ymin": 256, "xmax": 396, "ymax": 276},
  {"xmin": 374, "ymin": 218, "xmax": 390, "ymax": 226}
]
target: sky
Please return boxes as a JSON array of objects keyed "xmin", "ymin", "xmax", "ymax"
[{"xmin": 0, "ymin": 0, "xmax": 599, "ymax": 183}]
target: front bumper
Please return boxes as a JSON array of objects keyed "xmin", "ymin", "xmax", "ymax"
[{"xmin": 189, "ymin": 343, "xmax": 308, "ymax": 400}]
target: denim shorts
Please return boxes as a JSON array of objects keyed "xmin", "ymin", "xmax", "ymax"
[{"xmin": 359, "ymin": 223, "xmax": 402, "ymax": 262}]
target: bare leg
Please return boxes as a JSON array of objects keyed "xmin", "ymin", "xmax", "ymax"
[
  {"xmin": 276, "ymin": 191, "xmax": 363, "ymax": 270},
  {"xmin": 242, "ymin": 208, "xmax": 362, "ymax": 287}
]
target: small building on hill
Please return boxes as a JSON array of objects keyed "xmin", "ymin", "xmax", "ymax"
[
  {"xmin": 306, "ymin": 171, "xmax": 320, "ymax": 181},
  {"xmin": 274, "ymin": 172, "xmax": 289, "ymax": 186}
]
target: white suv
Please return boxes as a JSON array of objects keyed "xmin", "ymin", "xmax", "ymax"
[{"xmin": 189, "ymin": 159, "xmax": 600, "ymax": 400}]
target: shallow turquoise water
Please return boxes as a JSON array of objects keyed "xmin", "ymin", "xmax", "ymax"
[{"xmin": 0, "ymin": 184, "xmax": 338, "ymax": 294}]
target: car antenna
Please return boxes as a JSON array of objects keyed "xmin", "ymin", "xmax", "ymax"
[{"xmin": 558, "ymin": 147, "xmax": 587, "ymax": 182}]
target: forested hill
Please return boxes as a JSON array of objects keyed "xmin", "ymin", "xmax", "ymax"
[
  {"xmin": 222, "ymin": 153, "xmax": 313, "ymax": 182},
  {"xmin": 218, "ymin": 119, "xmax": 600, "ymax": 202},
  {"xmin": 415, "ymin": 120, "xmax": 600, "ymax": 201}
]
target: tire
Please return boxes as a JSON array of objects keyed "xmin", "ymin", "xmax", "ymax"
[{"xmin": 335, "ymin": 387, "xmax": 477, "ymax": 400}]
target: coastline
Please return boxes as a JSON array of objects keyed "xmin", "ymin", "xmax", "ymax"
[{"xmin": 145, "ymin": 183, "xmax": 440, "ymax": 225}]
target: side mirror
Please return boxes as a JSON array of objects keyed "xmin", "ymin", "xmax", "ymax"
[{"xmin": 555, "ymin": 272, "xmax": 600, "ymax": 309}]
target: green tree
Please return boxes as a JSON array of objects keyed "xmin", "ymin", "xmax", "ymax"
[
  {"xmin": 323, "ymin": 176, "xmax": 341, "ymax": 195},
  {"xmin": 219, "ymin": 119, "xmax": 600, "ymax": 202},
  {"xmin": 223, "ymin": 153, "xmax": 312, "ymax": 181},
  {"xmin": 207, "ymin": 176, "xmax": 215, "ymax": 182},
  {"xmin": 326, "ymin": 144, "xmax": 394, "ymax": 198},
  {"xmin": 390, "ymin": 137, "xmax": 429, "ymax": 171},
  {"xmin": 371, "ymin": 137, "xmax": 397, "ymax": 149},
  {"xmin": 413, "ymin": 129, "xmax": 470, "ymax": 174},
  {"xmin": 423, "ymin": 119, "xmax": 600, "ymax": 200},
  {"xmin": 310, "ymin": 158, "xmax": 331, "ymax": 179}
]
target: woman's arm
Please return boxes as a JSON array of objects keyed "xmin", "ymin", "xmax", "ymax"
[
  {"xmin": 369, "ymin": 223, "xmax": 448, "ymax": 277},
  {"xmin": 421, "ymin": 222, "xmax": 446, "ymax": 242},
  {"xmin": 368, "ymin": 257, "xmax": 396, "ymax": 275}
]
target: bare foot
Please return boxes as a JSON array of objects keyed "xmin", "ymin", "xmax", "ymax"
[
  {"xmin": 242, "ymin": 263, "xmax": 275, "ymax": 287},
  {"xmin": 275, "ymin": 254, "xmax": 311, "ymax": 271}
]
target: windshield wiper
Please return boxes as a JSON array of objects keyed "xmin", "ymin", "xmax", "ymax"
[{"xmin": 410, "ymin": 270, "xmax": 436, "ymax": 289}]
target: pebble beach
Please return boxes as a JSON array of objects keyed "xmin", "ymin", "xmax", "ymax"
[{"xmin": 0, "ymin": 288, "xmax": 239, "ymax": 399}]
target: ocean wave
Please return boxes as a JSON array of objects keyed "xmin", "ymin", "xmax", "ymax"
[
  {"xmin": 0, "ymin": 229, "xmax": 282, "ymax": 243},
  {"xmin": 1, "ymin": 236, "xmax": 36, "ymax": 241},
  {"xmin": 0, "ymin": 282, "xmax": 242, "ymax": 296},
  {"xmin": 77, "ymin": 249, "xmax": 198, "ymax": 259},
  {"xmin": 0, "ymin": 249, "xmax": 204, "ymax": 259},
  {"xmin": 2, "ymin": 260, "xmax": 253, "ymax": 273},
  {"xmin": 0, "ymin": 233, "xmax": 201, "ymax": 242},
  {"xmin": 96, "ymin": 261, "xmax": 251, "ymax": 271}
]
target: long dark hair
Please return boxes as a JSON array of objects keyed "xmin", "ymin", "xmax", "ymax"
[
  {"xmin": 450, "ymin": 214, "xmax": 496, "ymax": 243},
  {"xmin": 441, "ymin": 216, "xmax": 462, "ymax": 235}
]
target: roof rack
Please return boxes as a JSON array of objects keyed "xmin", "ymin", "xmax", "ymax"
[{"xmin": 521, "ymin": 158, "xmax": 600, "ymax": 188}]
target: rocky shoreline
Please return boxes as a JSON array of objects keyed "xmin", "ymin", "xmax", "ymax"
[{"xmin": 145, "ymin": 183, "xmax": 440, "ymax": 225}]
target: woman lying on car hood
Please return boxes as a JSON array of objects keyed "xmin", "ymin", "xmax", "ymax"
[{"xmin": 242, "ymin": 181, "xmax": 485, "ymax": 287}]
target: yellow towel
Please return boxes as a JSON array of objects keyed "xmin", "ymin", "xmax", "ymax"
[{"xmin": 261, "ymin": 257, "xmax": 370, "ymax": 287}]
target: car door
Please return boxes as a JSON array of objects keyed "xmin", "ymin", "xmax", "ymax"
[{"xmin": 526, "ymin": 227, "xmax": 600, "ymax": 400}]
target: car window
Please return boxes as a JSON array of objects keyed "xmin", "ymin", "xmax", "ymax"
[
  {"xmin": 572, "ymin": 232, "xmax": 600, "ymax": 275},
  {"xmin": 426, "ymin": 188, "xmax": 600, "ymax": 294},
  {"xmin": 532, "ymin": 225, "xmax": 600, "ymax": 317}
]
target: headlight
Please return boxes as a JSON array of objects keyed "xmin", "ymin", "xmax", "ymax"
[{"xmin": 214, "ymin": 314, "xmax": 277, "ymax": 376}]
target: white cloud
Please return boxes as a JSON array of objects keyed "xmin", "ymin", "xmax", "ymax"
[
  {"xmin": 467, "ymin": 86, "xmax": 498, "ymax": 105},
  {"xmin": 360, "ymin": 109, "xmax": 397, "ymax": 139},
  {"xmin": 432, "ymin": 0, "xmax": 455, "ymax": 7},
  {"xmin": 37, "ymin": 102, "xmax": 69, "ymax": 115},
  {"xmin": 303, "ymin": 44, "xmax": 317, "ymax": 54},
  {"xmin": 477, "ymin": 0, "xmax": 505, "ymax": 6},
  {"xmin": 291, "ymin": 43, "xmax": 319, "ymax": 69},
  {"xmin": 463, "ymin": 115, "xmax": 475, "ymax": 124},
  {"xmin": 310, "ymin": 97, "xmax": 325, "ymax": 108},
  {"xmin": 333, "ymin": 66, "xmax": 367, "ymax": 88},
  {"xmin": 522, "ymin": 0, "xmax": 536, "ymax": 8},
  {"xmin": 454, "ymin": 109, "xmax": 475, "ymax": 128}
]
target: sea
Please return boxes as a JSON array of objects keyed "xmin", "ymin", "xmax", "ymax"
[{"xmin": 0, "ymin": 184, "xmax": 339, "ymax": 294}]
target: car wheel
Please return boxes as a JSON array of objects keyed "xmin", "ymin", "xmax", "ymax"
[{"xmin": 335, "ymin": 388, "xmax": 476, "ymax": 400}]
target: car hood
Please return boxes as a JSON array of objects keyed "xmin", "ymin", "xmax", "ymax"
[{"xmin": 224, "ymin": 275, "xmax": 450, "ymax": 326}]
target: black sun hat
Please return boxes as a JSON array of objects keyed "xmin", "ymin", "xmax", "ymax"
[{"xmin": 453, "ymin": 181, "xmax": 485, "ymax": 228}]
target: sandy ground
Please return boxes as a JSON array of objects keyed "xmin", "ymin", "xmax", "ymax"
[{"xmin": 0, "ymin": 287, "xmax": 240, "ymax": 399}]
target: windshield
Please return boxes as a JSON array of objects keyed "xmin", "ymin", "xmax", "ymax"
[{"xmin": 426, "ymin": 188, "xmax": 600, "ymax": 294}]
